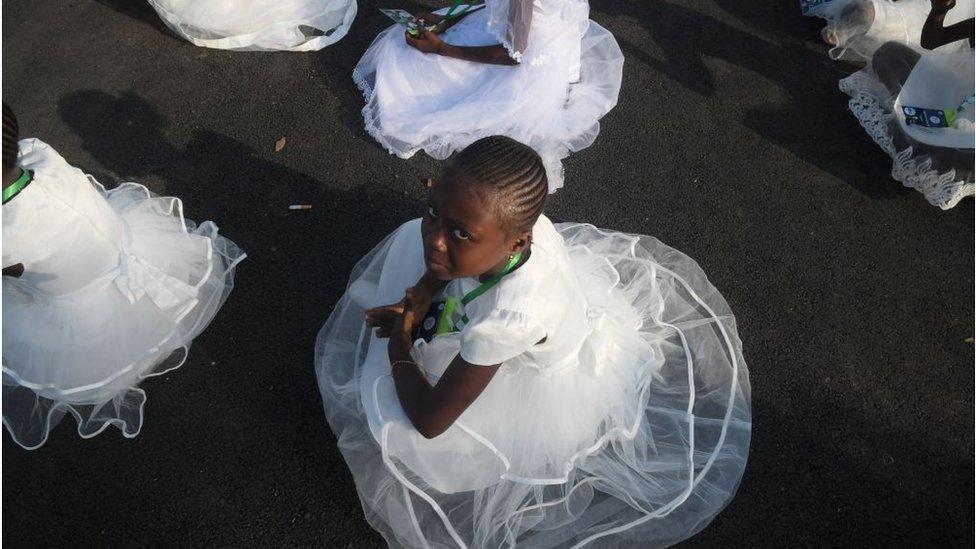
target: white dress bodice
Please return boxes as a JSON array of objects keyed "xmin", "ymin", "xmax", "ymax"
[
  {"xmin": 3, "ymin": 139, "xmax": 125, "ymax": 296},
  {"xmin": 446, "ymin": 215, "xmax": 591, "ymax": 370}
]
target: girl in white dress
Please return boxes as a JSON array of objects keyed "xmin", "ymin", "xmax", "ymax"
[
  {"xmin": 839, "ymin": 0, "xmax": 974, "ymax": 208},
  {"xmin": 147, "ymin": 0, "xmax": 357, "ymax": 51},
  {"xmin": 805, "ymin": 0, "xmax": 974, "ymax": 61},
  {"xmin": 353, "ymin": 0, "xmax": 624, "ymax": 192},
  {"xmin": 2, "ymin": 105, "xmax": 245, "ymax": 449},
  {"xmin": 316, "ymin": 136, "xmax": 751, "ymax": 548}
]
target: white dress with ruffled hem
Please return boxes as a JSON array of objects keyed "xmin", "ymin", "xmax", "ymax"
[
  {"xmin": 353, "ymin": 0, "xmax": 623, "ymax": 192},
  {"xmin": 840, "ymin": 49, "xmax": 975, "ymax": 208},
  {"xmin": 148, "ymin": 0, "xmax": 357, "ymax": 51},
  {"xmin": 2, "ymin": 139, "xmax": 245, "ymax": 449},
  {"xmin": 316, "ymin": 215, "xmax": 751, "ymax": 548}
]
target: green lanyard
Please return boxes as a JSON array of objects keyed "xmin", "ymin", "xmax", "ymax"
[
  {"xmin": 436, "ymin": 251, "xmax": 524, "ymax": 334},
  {"xmin": 2, "ymin": 169, "xmax": 33, "ymax": 205}
]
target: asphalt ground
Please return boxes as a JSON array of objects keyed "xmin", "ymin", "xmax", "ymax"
[{"xmin": 2, "ymin": 0, "xmax": 974, "ymax": 546}]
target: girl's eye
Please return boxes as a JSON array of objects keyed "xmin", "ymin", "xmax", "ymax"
[
  {"xmin": 452, "ymin": 229, "xmax": 471, "ymax": 241},
  {"xmin": 427, "ymin": 206, "xmax": 438, "ymax": 219}
]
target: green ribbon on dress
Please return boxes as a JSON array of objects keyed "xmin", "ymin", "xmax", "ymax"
[
  {"xmin": 2, "ymin": 169, "xmax": 33, "ymax": 205},
  {"xmin": 435, "ymin": 251, "xmax": 524, "ymax": 335}
]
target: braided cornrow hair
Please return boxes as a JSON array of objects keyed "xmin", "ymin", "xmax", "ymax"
[
  {"xmin": 445, "ymin": 136, "xmax": 548, "ymax": 234},
  {"xmin": 3, "ymin": 103, "xmax": 19, "ymax": 177}
]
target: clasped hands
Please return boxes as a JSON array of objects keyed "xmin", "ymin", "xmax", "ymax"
[{"xmin": 365, "ymin": 285, "xmax": 433, "ymax": 352}]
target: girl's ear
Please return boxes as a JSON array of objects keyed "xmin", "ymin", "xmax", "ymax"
[{"xmin": 509, "ymin": 229, "xmax": 533, "ymax": 253}]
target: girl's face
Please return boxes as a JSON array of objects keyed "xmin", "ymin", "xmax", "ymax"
[{"xmin": 421, "ymin": 175, "xmax": 529, "ymax": 281}]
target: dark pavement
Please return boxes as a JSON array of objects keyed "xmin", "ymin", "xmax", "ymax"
[{"xmin": 2, "ymin": 0, "xmax": 973, "ymax": 546}]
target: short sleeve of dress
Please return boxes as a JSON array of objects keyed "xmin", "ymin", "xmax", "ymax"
[{"xmin": 459, "ymin": 308, "xmax": 547, "ymax": 366}]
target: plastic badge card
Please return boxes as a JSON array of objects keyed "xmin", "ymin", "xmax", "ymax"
[
  {"xmin": 800, "ymin": 0, "xmax": 834, "ymax": 15},
  {"xmin": 411, "ymin": 298, "xmax": 459, "ymax": 343},
  {"xmin": 902, "ymin": 106, "xmax": 954, "ymax": 128},
  {"xmin": 379, "ymin": 8, "xmax": 416, "ymax": 27},
  {"xmin": 379, "ymin": 9, "xmax": 434, "ymax": 35}
]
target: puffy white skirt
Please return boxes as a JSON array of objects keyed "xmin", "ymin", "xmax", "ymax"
[
  {"xmin": 2, "ymin": 182, "xmax": 245, "ymax": 450},
  {"xmin": 316, "ymin": 221, "xmax": 751, "ymax": 548},
  {"xmin": 353, "ymin": 9, "xmax": 624, "ymax": 192},
  {"xmin": 840, "ymin": 49, "xmax": 975, "ymax": 208},
  {"xmin": 148, "ymin": 0, "xmax": 357, "ymax": 51}
]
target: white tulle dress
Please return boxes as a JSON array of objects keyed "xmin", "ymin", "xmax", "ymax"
[
  {"xmin": 353, "ymin": 0, "xmax": 624, "ymax": 192},
  {"xmin": 147, "ymin": 0, "xmax": 357, "ymax": 51},
  {"xmin": 805, "ymin": 0, "xmax": 974, "ymax": 61},
  {"xmin": 2, "ymin": 139, "xmax": 245, "ymax": 450},
  {"xmin": 316, "ymin": 215, "xmax": 751, "ymax": 548}
]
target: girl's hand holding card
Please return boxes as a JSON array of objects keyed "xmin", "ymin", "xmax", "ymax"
[{"xmin": 406, "ymin": 27, "xmax": 445, "ymax": 54}]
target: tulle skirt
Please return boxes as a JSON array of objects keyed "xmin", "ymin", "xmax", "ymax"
[
  {"xmin": 808, "ymin": 0, "xmax": 973, "ymax": 62},
  {"xmin": 839, "ymin": 49, "xmax": 975, "ymax": 208},
  {"xmin": 353, "ymin": 9, "xmax": 624, "ymax": 192},
  {"xmin": 316, "ymin": 221, "xmax": 751, "ymax": 548},
  {"xmin": 2, "ymin": 181, "xmax": 245, "ymax": 449},
  {"xmin": 148, "ymin": 0, "xmax": 357, "ymax": 51}
]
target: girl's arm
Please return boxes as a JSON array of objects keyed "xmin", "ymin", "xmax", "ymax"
[
  {"xmin": 921, "ymin": 0, "xmax": 975, "ymax": 49},
  {"xmin": 407, "ymin": 27, "xmax": 519, "ymax": 66},
  {"xmin": 388, "ymin": 289, "xmax": 501, "ymax": 438}
]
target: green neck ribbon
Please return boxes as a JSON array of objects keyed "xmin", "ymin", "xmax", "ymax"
[{"xmin": 2, "ymin": 168, "xmax": 33, "ymax": 205}]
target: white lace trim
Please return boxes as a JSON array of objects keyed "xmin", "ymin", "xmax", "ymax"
[
  {"xmin": 484, "ymin": 18, "xmax": 562, "ymax": 66},
  {"xmin": 840, "ymin": 71, "xmax": 975, "ymax": 209},
  {"xmin": 352, "ymin": 67, "xmax": 459, "ymax": 160},
  {"xmin": 351, "ymin": 66, "xmax": 415, "ymax": 158},
  {"xmin": 485, "ymin": 19, "xmax": 524, "ymax": 63}
]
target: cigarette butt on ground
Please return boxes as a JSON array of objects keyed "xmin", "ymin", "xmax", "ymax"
[{"xmin": 289, "ymin": 204, "xmax": 312, "ymax": 210}]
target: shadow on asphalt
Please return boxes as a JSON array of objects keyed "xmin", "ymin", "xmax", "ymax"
[
  {"xmin": 57, "ymin": 89, "xmax": 421, "ymax": 447},
  {"xmin": 96, "ymin": 0, "xmax": 179, "ymax": 40},
  {"xmin": 593, "ymin": 0, "xmax": 914, "ymax": 200},
  {"xmin": 97, "ymin": 0, "xmax": 440, "ymax": 149}
]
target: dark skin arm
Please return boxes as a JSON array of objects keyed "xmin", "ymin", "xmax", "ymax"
[
  {"xmin": 407, "ymin": 27, "xmax": 519, "ymax": 66},
  {"xmin": 921, "ymin": 0, "xmax": 975, "ymax": 49},
  {"xmin": 387, "ymin": 288, "xmax": 501, "ymax": 439}
]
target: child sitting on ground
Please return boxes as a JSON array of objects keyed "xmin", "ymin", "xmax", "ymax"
[
  {"xmin": 316, "ymin": 135, "xmax": 751, "ymax": 548},
  {"xmin": 2, "ymin": 103, "xmax": 245, "ymax": 449}
]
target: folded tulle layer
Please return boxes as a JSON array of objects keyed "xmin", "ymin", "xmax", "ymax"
[
  {"xmin": 316, "ymin": 221, "xmax": 751, "ymax": 548},
  {"xmin": 2, "ymin": 181, "xmax": 245, "ymax": 450}
]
